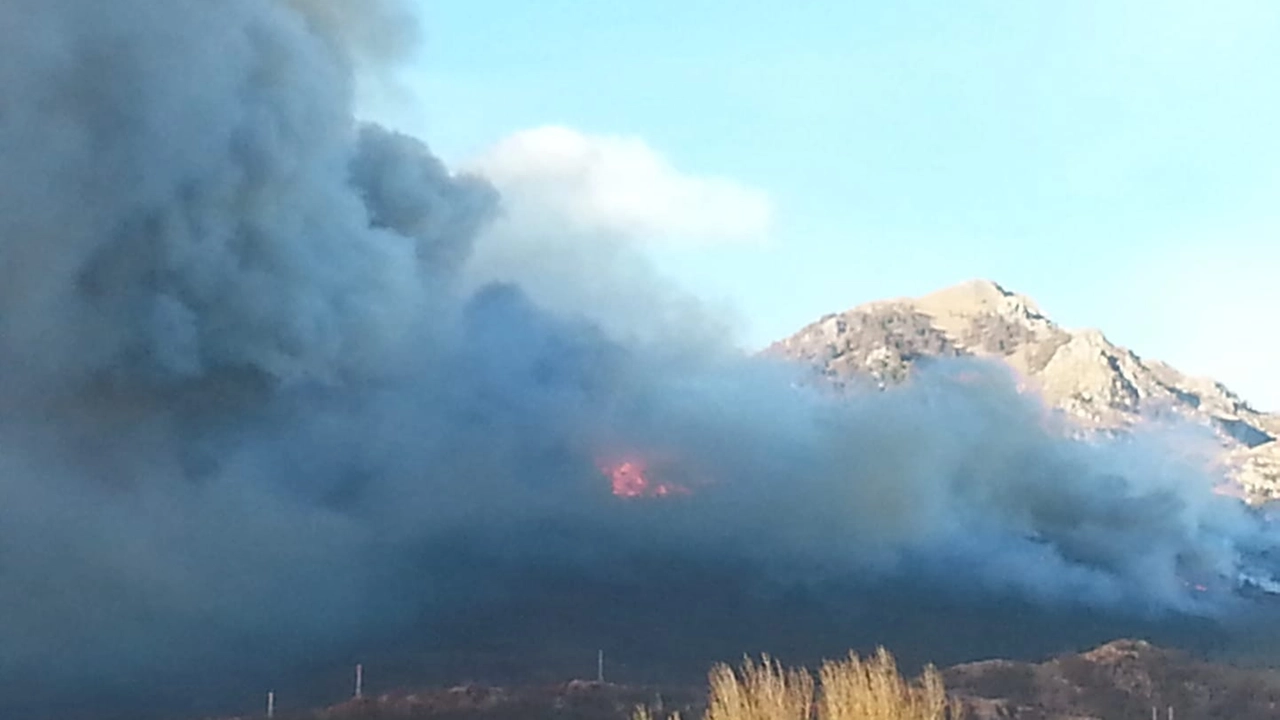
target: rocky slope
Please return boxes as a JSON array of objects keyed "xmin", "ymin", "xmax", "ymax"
[
  {"xmin": 946, "ymin": 639, "xmax": 1280, "ymax": 720},
  {"xmin": 766, "ymin": 279, "xmax": 1280, "ymax": 501}
]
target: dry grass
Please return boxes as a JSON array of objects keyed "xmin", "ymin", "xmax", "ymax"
[
  {"xmin": 639, "ymin": 649, "xmax": 961, "ymax": 720},
  {"xmin": 706, "ymin": 655, "xmax": 815, "ymax": 720},
  {"xmin": 634, "ymin": 705, "xmax": 683, "ymax": 720},
  {"xmin": 817, "ymin": 648, "xmax": 959, "ymax": 720}
]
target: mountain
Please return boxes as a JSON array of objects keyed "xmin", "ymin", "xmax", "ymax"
[{"xmin": 765, "ymin": 279, "xmax": 1280, "ymax": 500}]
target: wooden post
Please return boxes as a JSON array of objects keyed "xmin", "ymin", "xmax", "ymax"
[
  {"xmin": 355, "ymin": 663, "xmax": 364, "ymax": 699},
  {"xmin": 266, "ymin": 691, "xmax": 275, "ymax": 719}
]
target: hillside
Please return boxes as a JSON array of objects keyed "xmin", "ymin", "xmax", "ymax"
[
  {"xmin": 946, "ymin": 639, "xmax": 1280, "ymax": 719},
  {"xmin": 766, "ymin": 279, "xmax": 1280, "ymax": 500},
  {"xmin": 210, "ymin": 641, "xmax": 1280, "ymax": 720}
]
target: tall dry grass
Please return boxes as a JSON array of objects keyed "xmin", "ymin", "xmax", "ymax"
[
  {"xmin": 641, "ymin": 648, "xmax": 960, "ymax": 720},
  {"xmin": 634, "ymin": 704, "xmax": 683, "ymax": 720},
  {"xmin": 816, "ymin": 648, "xmax": 958, "ymax": 720},
  {"xmin": 706, "ymin": 655, "xmax": 815, "ymax": 720}
]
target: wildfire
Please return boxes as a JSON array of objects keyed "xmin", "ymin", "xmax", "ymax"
[
  {"xmin": 1180, "ymin": 579, "xmax": 1212, "ymax": 594},
  {"xmin": 599, "ymin": 457, "xmax": 691, "ymax": 498}
]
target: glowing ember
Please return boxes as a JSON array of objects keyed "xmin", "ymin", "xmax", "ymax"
[{"xmin": 600, "ymin": 457, "xmax": 691, "ymax": 498}]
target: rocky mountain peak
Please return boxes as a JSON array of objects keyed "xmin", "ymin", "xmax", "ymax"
[
  {"xmin": 767, "ymin": 280, "xmax": 1280, "ymax": 500},
  {"xmin": 917, "ymin": 278, "xmax": 1044, "ymax": 319}
]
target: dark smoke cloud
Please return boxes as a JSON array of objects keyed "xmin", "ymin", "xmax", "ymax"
[
  {"xmin": 287, "ymin": 0, "xmax": 423, "ymax": 68},
  {"xmin": 1, "ymin": 1, "xmax": 1278, "ymax": 718}
]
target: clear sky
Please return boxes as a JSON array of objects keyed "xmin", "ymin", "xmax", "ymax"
[{"xmin": 364, "ymin": 0, "xmax": 1280, "ymax": 410}]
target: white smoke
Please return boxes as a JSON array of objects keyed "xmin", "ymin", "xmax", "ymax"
[
  {"xmin": 0, "ymin": 1, "xmax": 1277, "ymax": 718},
  {"xmin": 471, "ymin": 125, "xmax": 772, "ymax": 245},
  {"xmin": 462, "ymin": 125, "xmax": 756, "ymax": 354}
]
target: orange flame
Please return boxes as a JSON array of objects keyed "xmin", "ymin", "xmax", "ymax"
[
  {"xmin": 1182, "ymin": 579, "xmax": 1211, "ymax": 594},
  {"xmin": 600, "ymin": 457, "xmax": 691, "ymax": 498}
]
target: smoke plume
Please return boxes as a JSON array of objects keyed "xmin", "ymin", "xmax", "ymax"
[{"xmin": 0, "ymin": 1, "xmax": 1277, "ymax": 718}]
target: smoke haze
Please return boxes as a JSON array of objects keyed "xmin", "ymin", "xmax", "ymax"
[{"xmin": 0, "ymin": 1, "xmax": 1277, "ymax": 718}]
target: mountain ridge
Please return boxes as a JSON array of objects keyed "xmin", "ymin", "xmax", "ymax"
[{"xmin": 766, "ymin": 279, "xmax": 1280, "ymax": 500}]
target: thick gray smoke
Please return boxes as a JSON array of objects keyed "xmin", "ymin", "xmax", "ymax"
[{"xmin": 0, "ymin": 1, "xmax": 1277, "ymax": 718}]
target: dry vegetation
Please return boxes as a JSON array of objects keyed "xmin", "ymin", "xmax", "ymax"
[
  {"xmin": 639, "ymin": 649, "xmax": 961, "ymax": 720},
  {"xmin": 817, "ymin": 649, "xmax": 958, "ymax": 720},
  {"xmin": 213, "ymin": 639, "xmax": 1280, "ymax": 719},
  {"xmin": 705, "ymin": 656, "xmax": 814, "ymax": 720}
]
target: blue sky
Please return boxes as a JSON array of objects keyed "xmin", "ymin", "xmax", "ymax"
[{"xmin": 364, "ymin": 1, "xmax": 1280, "ymax": 409}]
